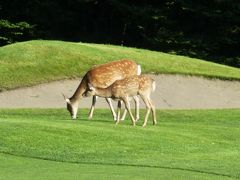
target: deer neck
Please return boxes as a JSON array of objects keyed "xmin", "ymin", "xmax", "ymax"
[{"xmin": 70, "ymin": 75, "xmax": 88, "ymax": 103}]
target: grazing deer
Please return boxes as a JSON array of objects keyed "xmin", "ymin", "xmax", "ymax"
[
  {"xmin": 63, "ymin": 59, "xmax": 141, "ymax": 119},
  {"xmin": 88, "ymin": 75, "xmax": 157, "ymax": 127}
]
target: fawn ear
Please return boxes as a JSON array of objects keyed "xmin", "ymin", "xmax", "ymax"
[
  {"xmin": 88, "ymin": 83, "xmax": 95, "ymax": 91},
  {"xmin": 65, "ymin": 98, "xmax": 71, "ymax": 103}
]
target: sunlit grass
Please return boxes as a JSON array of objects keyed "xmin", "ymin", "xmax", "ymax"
[
  {"xmin": 0, "ymin": 40, "xmax": 239, "ymax": 91},
  {"xmin": 0, "ymin": 108, "xmax": 239, "ymax": 179}
]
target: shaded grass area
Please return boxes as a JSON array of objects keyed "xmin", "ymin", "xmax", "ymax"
[
  {"xmin": 0, "ymin": 109, "xmax": 239, "ymax": 179},
  {"xmin": 0, "ymin": 40, "xmax": 240, "ymax": 91},
  {"xmin": 0, "ymin": 153, "xmax": 230, "ymax": 180}
]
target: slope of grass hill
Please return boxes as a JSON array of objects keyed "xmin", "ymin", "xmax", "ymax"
[{"xmin": 0, "ymin": 40, "xmax": 239, "ymax": 91}]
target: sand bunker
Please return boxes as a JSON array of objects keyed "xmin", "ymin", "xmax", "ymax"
[{"xmin": 0, "ymin": 74, "xmax": 240, "ymax": 109}]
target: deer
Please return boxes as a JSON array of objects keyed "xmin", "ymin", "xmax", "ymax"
[
  {"xmin": 63, "ymin": 59, "xmax": 141, "ymax": 120},
  {"xmin": 87, "ymin": 75, "xmax": 157, "ymax": 127}
]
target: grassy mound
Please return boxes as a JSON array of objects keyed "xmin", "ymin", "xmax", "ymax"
[
  {"xmin": 0, "ymin": 109, "xmax": 239, "ymax": 179},
  {"xmin": 0, "ymin": 40, "xmax": 240, "ymax": 91}
]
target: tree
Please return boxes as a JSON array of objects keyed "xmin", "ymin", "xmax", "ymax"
[{"xmin": 0, "ymin": 19, "xmax": 34, "ymax": 45}]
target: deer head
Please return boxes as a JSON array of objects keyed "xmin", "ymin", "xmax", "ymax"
[{"xmin": 62, "ymin": 93, "xmax": 78, "ymax": 119}]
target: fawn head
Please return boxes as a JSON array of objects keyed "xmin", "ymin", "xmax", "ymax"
[{"xmin": 85, "ymin": 83, "xmax": 96, "ymax": 96}]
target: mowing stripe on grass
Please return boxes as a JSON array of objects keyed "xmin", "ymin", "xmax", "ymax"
[{"xmin": 1, "ymin": 152, "xmax": 234, "ymax": 179}]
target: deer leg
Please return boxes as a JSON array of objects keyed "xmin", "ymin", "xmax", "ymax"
[
  {"xmin": 141, "ymin": 95, "xmax": 151, "ymax": 127},
  {"xmin": 120, "ymin": 109, "xmax": 127, "ymax": 121},
  {"xmin": 121, "ymin": 96, "xmax": 139, "ymax": 121},
  {"xmin": 88, "ymin": 95, "xmax": 97, "ymax": 119},
  {"xmin": 122, "ymin": 97, "xmax": 136, "ymax": 126},
  {"xmin": 116, "ymin": 100, "xmax": 122, "ymax": 124},
  {"xmin": 133, "ymin": 96, "xmax": 140, "ymax": 121},
  {"xmin": 106, "ymin": 98, "xmax": 117, "ymax": 121},
  {"xmin": 148, "ymin": 99, "xmax": 157, "ymax": 125}
]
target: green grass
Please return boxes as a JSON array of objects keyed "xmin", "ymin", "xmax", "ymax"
[
  {"xmin": 0, "ymin": 40, "xmax": 240, "ymax": 91},
  {"xmin": 0, "ymin": 108, "xmax": 239, "ymax": 179}
]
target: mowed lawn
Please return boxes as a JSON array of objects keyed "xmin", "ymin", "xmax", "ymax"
[{"xmin": 0, "ymin": 109, "xmax": 239, "ymax": 179}]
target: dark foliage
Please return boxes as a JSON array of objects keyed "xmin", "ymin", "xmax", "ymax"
[
  {"xmin": 0, "ymin": 0, "xmax": 239, "ymax": 67},
  {"xmin": 0, "ymin": 20, "xmax": 34, "ymax": 45}
]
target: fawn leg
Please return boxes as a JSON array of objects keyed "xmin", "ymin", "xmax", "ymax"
[
  {"xmin": 121, "ymin": 96, "xmax": 139, "ymax": 121},
  {"xmin": 120, "ymin": 109, "xmax": 127, "ymax": 121},
  {"xmin": 141, "ymin": 95, "xmax": 151, "ymax": 127},
  {"xmin": 120, "ymin": 100, "xmax": 128, "ymax": 121},
  {"xmin": 133, "ymin": 96, "xmax": 140, "ymax": 121},
  {"xmin": 148, "ymin": 99, "xmax": 157, "ymax": 125},
  {"xmin": 122, "ymin": 97, "xmax": 136, "ymax": 126},
  {"xmin": 116, "ymin": 100, "xmax": 121, "ymax": 124},
  {"xmin": 106, "ymin": 98, "xmax": 117, "ymax": 121},
  {"xmin": 120, "ymin": 100, "xmax": 127, "ymax": 121}
]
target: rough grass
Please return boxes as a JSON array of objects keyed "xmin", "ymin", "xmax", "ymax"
[
  {"xmin": 0, "ymin": 109, "xmax": 239, "ymax": 179},
  {"xmin": 0, "ymin": 40, "xmax": 240, "ymax": 91}
]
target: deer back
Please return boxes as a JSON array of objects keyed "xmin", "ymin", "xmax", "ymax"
[{"xmin": 87, "ymin": 59, "xmax": 139, "ymax": 88}]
